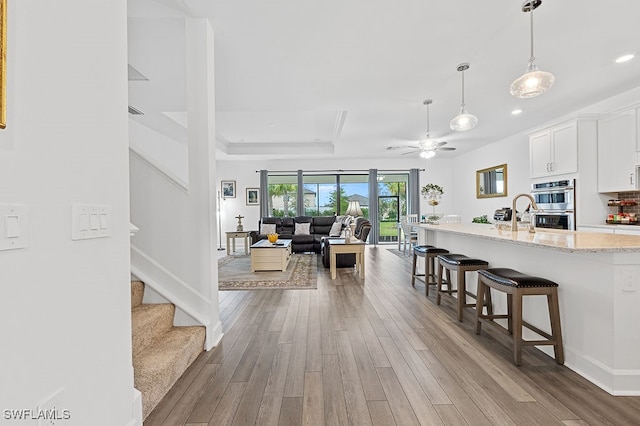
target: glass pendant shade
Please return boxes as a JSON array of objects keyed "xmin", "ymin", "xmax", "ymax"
[
  {"xmin": 511, "ymin": 0, "xmax": 554, "ymax": 98},
  {"xmin": 450, "ymin": 63, "xmax": 477, "ymax": 132},
  {"xmin": 450, "ymin": 106, "xmax": 478, "ymax": 132},
  {"xmin": 510, "ymin": 58, "xmax": 555, "ymax": 98}
]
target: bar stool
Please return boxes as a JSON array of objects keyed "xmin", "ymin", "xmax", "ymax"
[
  {"xmin": 437, "ymin": 254, "xmax": 491, "ymax": 322},
  {"xmin": 475, "ymin": 268, "xmax": 564, "ymax": 366},
  {"xmin": 411, "ymin": 245, "xmax": 449, "ymax": 296}
]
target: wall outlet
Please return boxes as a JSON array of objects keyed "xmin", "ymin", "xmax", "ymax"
[
  {"xmin": 622, "ymin": 272, "xmax": 637, "ymax": 292},
  {"xmin": 37, "ymin": 388, "xmax": 69, "ymax": 426}
]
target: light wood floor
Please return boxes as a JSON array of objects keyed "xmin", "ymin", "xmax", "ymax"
[{"xmin": 145, "ymin": 246, "xmax": 640, "ymax": 425}]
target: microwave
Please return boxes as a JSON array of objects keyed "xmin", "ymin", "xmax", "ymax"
[{"xmin": 531, "ymin": 179, "xmax": 575, "ymax": 212}]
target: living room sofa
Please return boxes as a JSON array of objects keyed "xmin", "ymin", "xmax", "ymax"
[{"xmin": 250, "ymin": 216, "xmax": 340, "ymax": 253}]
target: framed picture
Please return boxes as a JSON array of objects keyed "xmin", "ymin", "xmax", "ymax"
[
  {"xmin": 246, "ymin": 188, "xmax": 259, "ymax": 206},
  {"xmin": 221, "ymin": 180, "xmax": 236, "ymax": 198}
]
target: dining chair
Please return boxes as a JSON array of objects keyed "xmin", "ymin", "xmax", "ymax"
[{"xmin": 399, "ymin": 216, "xmax": 418, "ymax": 254}]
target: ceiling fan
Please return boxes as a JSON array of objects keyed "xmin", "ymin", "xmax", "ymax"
[{"xmin": 386, "ymin": 99, "xmax": 457, "ymax": 158}]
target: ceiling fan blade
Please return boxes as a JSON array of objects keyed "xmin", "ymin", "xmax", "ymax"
[
  {"xmin": 440, "ymin": 147, "xmax": 456, "ymax": 151},
  {"xmin": 386, "ymin": 145, "xmax": 418, "ymax": 151},
  {"xmin": 401, "ymin": 149, "xmax": 419, "ymax": 155}
]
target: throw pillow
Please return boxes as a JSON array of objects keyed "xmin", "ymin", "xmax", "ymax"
[
  {"xmin": 295, "ymin": 222, "xmax": 311, "ymax": 235},
  {"xmin": 260, "ymin": 223, "xmax": 276, "ymax": 235},
  {"xmin": 329, "ymin": 222, "xmax": 342, "ymax": 237}
]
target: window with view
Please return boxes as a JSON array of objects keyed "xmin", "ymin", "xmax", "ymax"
[
  {"xmin": 302, "ymin": 174, "xmax": 369, "ymax": 217},
  {"xmin": 266, "ymin": 175, "xmax": 298, "ymax": 217}
]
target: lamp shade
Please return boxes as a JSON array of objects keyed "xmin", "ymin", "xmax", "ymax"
[{"xmin": 345, "ymin": 200, "xmax": 363, "ymax": 217}]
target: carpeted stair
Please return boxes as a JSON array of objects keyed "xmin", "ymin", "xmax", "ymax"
[{"xmin": 131, "ymin": 280, "xmax": 205, "ymax": 420}]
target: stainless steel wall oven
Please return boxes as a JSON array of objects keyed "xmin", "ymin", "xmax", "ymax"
[{"xmin": 531, "ymin": 179, "xmax": 576, "ymax": 230}]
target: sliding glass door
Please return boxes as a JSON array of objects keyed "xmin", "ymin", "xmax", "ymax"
[{"xmin": 378, "ymin": 196, "xmax": 399, "ymax": 242}]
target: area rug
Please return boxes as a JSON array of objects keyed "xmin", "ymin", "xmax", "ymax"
[
  {"xmin": 218, "ymin": 253, "xmax": 318, "ymax": 290},
  {"xmin": 387, "ymin": 248, "xmax": 412, "ymax": 260}
]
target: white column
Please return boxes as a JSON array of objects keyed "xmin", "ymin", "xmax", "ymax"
[{"xmin": 186, "ymin": 18, "xmax": 222, "ymax": 350}]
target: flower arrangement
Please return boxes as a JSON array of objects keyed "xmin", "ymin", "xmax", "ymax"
[
  {"xmin": 421, "ymin": 183, "xmax": 444, "ymax": 204},
  {"xmin": 421, "ymin": 183, "xmax": 444, "ymax": 223}
]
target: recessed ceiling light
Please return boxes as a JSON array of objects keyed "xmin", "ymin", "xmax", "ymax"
[
  {"xmin": 616, "ymin": 54, "xmax": 635, "ymax": 63},
  {"xmin": 511, "ymin": 109, "xmax": 523, "ymax": 116}
]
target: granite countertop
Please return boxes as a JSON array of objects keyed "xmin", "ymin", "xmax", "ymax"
[{"xmin": 414, "ymin": 222, "xmax": 640, "ymax": 253}]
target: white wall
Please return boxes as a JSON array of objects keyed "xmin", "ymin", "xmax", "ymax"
[
  {"xmin": 0, "ymin": 1, "xmax": 135, "ymax": 425},
  {"xmin": 451, "ymin": 133, "xmax": 531, "ymax": 222},
  {"xmin": 215, "ymin": 157, "xmax": 454, "ymax": 240}
]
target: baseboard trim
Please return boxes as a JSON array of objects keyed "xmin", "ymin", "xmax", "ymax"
[
  {"xmin": 131, "ymin": 245, "xmax": 213, "ymax": 335},
  {"xmin": 128, "ymin": 387, "xmax": 142, "ymax": 426},
  {"xmin": 206, "ymin": 319, "xmax": 224, "ymax": 351}
]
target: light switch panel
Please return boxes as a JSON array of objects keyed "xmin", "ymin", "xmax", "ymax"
[
  {"xmin": 6, "ymin": 216, "xmax": 20, "ymax": 238},
  {"xmin": 0, "ymin": 205, "xmax": 28, "ymax": 251},
  {"xmin": 72, "ymin": 205, "xmax": 111, "ymax": 240}
]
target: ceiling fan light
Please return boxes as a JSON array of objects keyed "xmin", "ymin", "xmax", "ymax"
[
  {"xmin": 449, "ymin": 107, "xmax": 478, "ymax": 132},
  {"xmin": 510, "ymin": 58, "xmax": 555, "ymax": 98},
  {"xmin": 420, "ymin": 150, "xmax": 436, "ymax": 159}
]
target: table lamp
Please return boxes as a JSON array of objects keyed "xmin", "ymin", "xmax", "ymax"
[{"xmin": 345, "ymin": 200, "xmax": 363, "ymax": 238}]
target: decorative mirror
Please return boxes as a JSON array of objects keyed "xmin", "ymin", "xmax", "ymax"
[{"xmin": 476, "ymin": 164, "xmax": 507, "ymax": 198}]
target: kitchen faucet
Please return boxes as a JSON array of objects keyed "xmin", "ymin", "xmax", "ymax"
[{"xmin": 511, "ymin": 193, "xmax": 541, "ymax": 232}]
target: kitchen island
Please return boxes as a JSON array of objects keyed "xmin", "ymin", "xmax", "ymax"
[{"xmin": 415, "ymin": 222, "xmax": 640, "ymax": 395}]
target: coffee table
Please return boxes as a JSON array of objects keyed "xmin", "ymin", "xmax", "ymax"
[
  {"xmin": 327, "ymin": 238, "xmax": 365, "ymax": 280},
  {"xmin": 250, "ymin": 239, "xmax": 292, "ymax": 272}
]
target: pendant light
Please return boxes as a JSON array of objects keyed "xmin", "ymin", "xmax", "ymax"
[
  {"xmin": 418, "ymin": 100, "xmax": 438, "ymax": 159},
  {"xmin": 450, "ymin": 63, "xmax": 478, "ymax": 132},
  {"xmin": 510, "ymin": 0, "xmax": 555, "ymax": 98}
]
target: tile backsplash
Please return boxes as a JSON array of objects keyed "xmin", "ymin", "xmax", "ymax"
[{"xmin": 617, "ymin": 191, "xmax": 640, "ymax": 215}]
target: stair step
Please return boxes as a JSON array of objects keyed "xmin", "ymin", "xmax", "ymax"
[
  {"xmin": 132, "ymin": 303, "xmax": 174, "ymax": 359},
  {"xmin": 131, "ymin": 280, "xmax": 144, "ymax": 309},
  {"xmin": 133, "ymin": 326, "xmax": 205, "ymax": 419}
]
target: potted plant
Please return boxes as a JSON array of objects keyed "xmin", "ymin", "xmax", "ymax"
[{"xmin": 421, "ymin": 183, "xmax": 444, "ymax": 223}]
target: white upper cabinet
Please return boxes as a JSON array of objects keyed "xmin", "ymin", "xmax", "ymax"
[
  {"xmin": 597, "ymin": 107, "xmax": 638, "ymax": 193},
  {"xmin": 529, "ymin": 121, "xmax": 578, "ymax": 178}
]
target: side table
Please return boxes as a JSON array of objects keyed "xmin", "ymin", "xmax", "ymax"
[
  {"xmin": 327, "ymin": 238, "xmax": 365, "ymax": 280},
  {"xmin": 226, "ymin": 231, "xmax": 251, "ymax": 255}
]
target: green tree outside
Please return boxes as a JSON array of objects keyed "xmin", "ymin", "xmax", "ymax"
[
  {"xmin": 268, "ymin": 184, "xmax": 297, "ymax": 217},
  {"xmin": 325, "ymin": 187, "xmax": 349, "ymax": 215}
]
